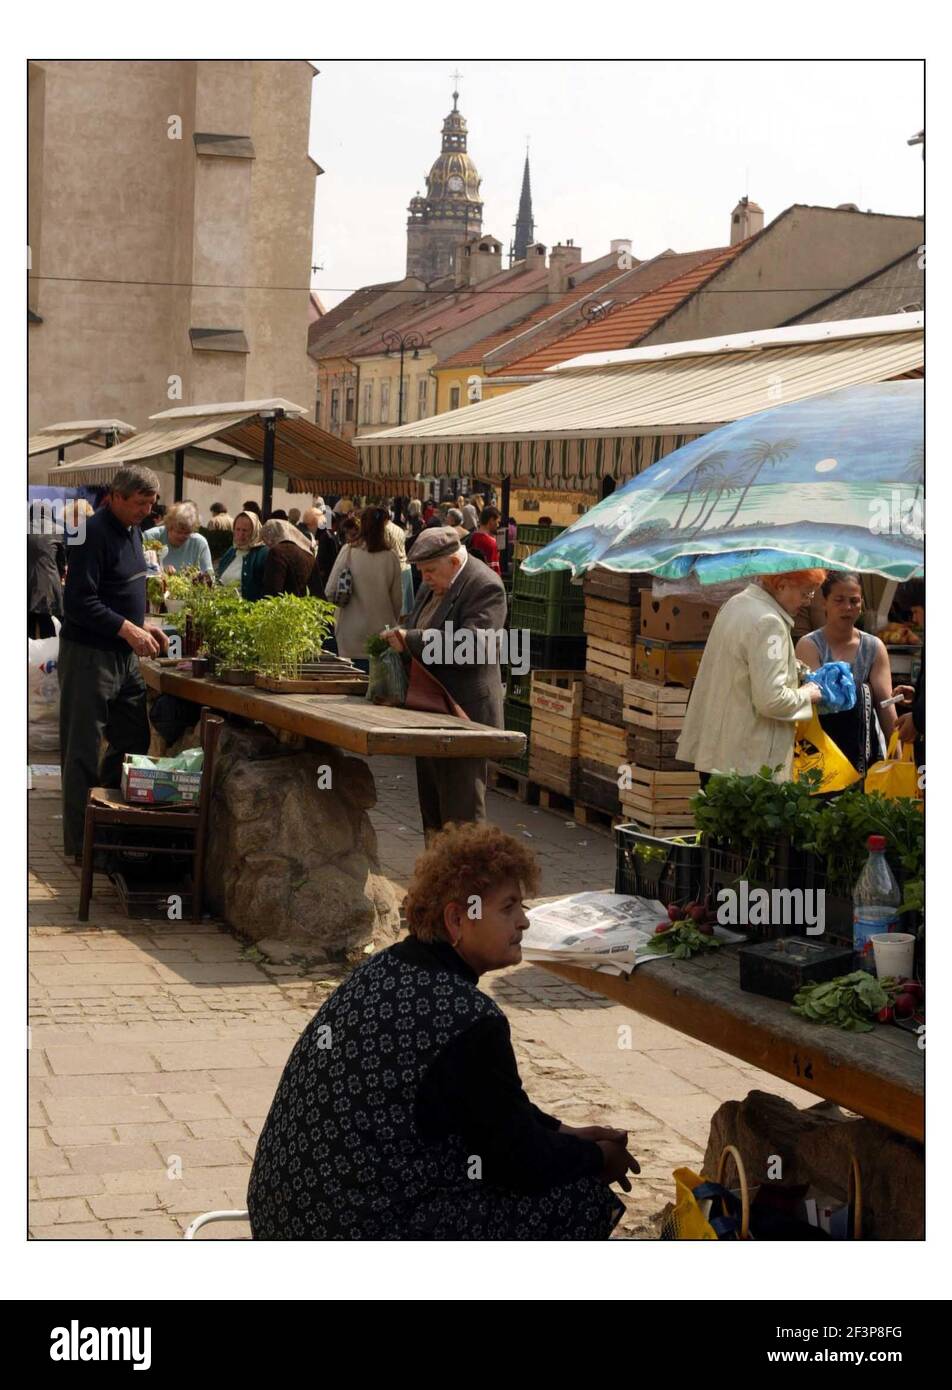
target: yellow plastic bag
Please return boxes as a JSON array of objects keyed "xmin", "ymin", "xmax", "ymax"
[
  {"xmin": 864, "ymin": 731, "xmax": 920, "ymax": 800},
  {"xmin": 793, "ymin": 709, "xmax": 862, "ymax": 794},
  {"xmin": 658, "ymin": 1168, "xmax": 720, "ymax": 1240}
]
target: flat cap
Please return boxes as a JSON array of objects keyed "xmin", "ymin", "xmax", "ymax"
[{"xmin": 408, "ymin": 526, "xmax": 462, "ymax": 564}]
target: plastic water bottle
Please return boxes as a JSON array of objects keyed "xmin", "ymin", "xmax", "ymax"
[{"xmin": 853, "ymin": 834, "xmax": 901, "ymax": 972}]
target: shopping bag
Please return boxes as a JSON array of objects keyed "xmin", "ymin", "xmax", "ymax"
[
  {"xmin": 28, "ymin": 617, "xmax": 61, "ymax": 752},
  {"xmin": 793, "ymin": 709, "xmax": 862, "ymax": 794},
  {"xmin": 366, "ymin": 649, "xmax": 409, "ymax": 706},
  {"xmin": 659, "ymin": 1146, "xmax": 750, "ymax": 1240},
  {"xmin": 864, "ymin": 731, "xmax": 919, "ymax": 800},
  {"xmin": 405, "ymin": 657, "xmax": 470, "ymax": 721}
]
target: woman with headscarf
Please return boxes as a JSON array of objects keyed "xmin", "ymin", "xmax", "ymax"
[
  {"xmin": 261, "ymin": 518, "xmax": 317, "ymax": 597},
  {"xmin": 678, "ymin": 569, "xmax": 827, "ymax": 783},
  {"xmin": 247, "ymin": 822, "xmax": 637, "ymax": 1240},
  {"xmin": 795, "ymin": 571, "xmax": 896, "ymax": 776},
  {"xmin": 214, "ymin": 511, "xmax": 269, "ymax": 601},
  {"xmin": 460, "ymin": 500, "xmax": 480, "ymax": 533}
]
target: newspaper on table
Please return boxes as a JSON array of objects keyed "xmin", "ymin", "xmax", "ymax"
[{"xmin": 522, "ymin": 892, "xmax": 745, "ymax": 977}]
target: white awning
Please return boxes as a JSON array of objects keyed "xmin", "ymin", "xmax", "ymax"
[
  {"xmin": 29, "ymin": 419, "xmax": 137, "ymax": 457},
  {"xmin": 48, "ymin": 400, "xmax": 363, "ymax": 492},
  {"xmin": 356, "ymin": 319, "xmax": 923, "ymax": 487}
]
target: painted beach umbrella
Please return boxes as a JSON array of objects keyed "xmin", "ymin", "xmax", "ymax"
[{"xmin": 520, "ymin": 381, "xmax": 923, "ymax": 584}]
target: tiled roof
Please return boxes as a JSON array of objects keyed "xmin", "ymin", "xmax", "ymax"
[
  {"xmin": 349, "ymin": 261, "xmax": 551, "ymax": 358},
  {"xmin": 502, "ymin": 243, "xmax": 746, "ymax": 373},
  {"xmin": 787, "ymin": 249, "xmax": 924, "ymax": 324},
  {"xmin": 307, "ymin": 281, "xmax": 404, "ymax": 355}
]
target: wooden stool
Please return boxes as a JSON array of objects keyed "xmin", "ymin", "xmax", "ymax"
[{"xmin": 78, "ymin": 709, "xmax": 223, "ymax": 923}]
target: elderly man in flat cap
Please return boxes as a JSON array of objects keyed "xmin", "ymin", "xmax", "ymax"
[{"xmin": 381, "ymin": 525, "xmax": 507, "ymax": 840}]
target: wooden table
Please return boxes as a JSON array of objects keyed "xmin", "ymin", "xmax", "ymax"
[
  {"xmin": 141, "ymin": 661, "xmax": 524, "ymax": 761},
  {"xmin": 542, "ymin": 949, "xmax": 924, "ymax": 1141}
]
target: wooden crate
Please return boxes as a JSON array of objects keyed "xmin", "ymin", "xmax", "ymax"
[
  {"xmin": 530, "ymin": 708, "xmax": 580, "ymax": 757},
  {"xmin": 582, "ymin": 568, "xmax": 651, "ymax": 605},
  {"xmin": 529, "ymin": 671, "xmax": 583, "ymax": 719},
  {"xmin": 623, "ymin": 679, "xmax": 690, "ymax": 731},
  {"xmin": 583, "ymin": 596, "xmax": 641, "ymax": 645},
  {"xmin": 582, "ymin": 672, "xmax": 624, "ymax": 726},
  {"xmin": 640, "ymin": 595, "xmax": 718, "ymax": 642},
  {"xmin": 626, "ymin": 765, "xmax": 699, "ymax": 798},
  {"xmin": 586, "ymin": 636, "xmax": 638, "ymax": 684},
  {"xmin": 577, "ymin": 762, "xmax": 623, "ymax": 816},
  {"xmin": 631, "ymin": 729, "xmax": 694, "ymax": 771},
  {"xmin": 529, "ymin": 746, "xmax": 577, "ymax": 797},
  {"xmin": 579, "ymin": 716, "xmax": 628, "ymax": 768},
  {"xmin": 618, "ymin": 798, "xmax": 697, "ymax": 834},
  {"xmin": 634, "ymin": 637, "xmax": 706, "ymax": 688}
]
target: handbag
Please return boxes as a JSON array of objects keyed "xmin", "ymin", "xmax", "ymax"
[
  {"xmin": 405, "ymin": 657, "xmax": 470, "ymax": 721},
  {"xmin": 864, "ymin": 730, "xmax": 920, "ymax": 799},
  {"xmin": 793, "ymin": 708, "xmax": 862, "ymax": 794},
  {"xmin": 331, "ymin": 544, "xmax": 354, "ymax": 607}
]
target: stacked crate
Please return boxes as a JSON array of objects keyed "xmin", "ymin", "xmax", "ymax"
[
  {"xmin": 574, "ymin": 570, "xmax": 652, "ymax": 820},
  {"xmin": 528, "ymin": 671, "xmax": 583, "ymax": 797},
  {"xmin": 509, "ymin": 524, "xmax": 587, "ymax": 671},
  {"xmin": 619, "ymin": 595, "xmax": 718, "ymax": 833}
]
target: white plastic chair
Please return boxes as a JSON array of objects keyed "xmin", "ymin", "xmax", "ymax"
[{"xmin": 183, "ymin": 1208, "xmax": 250, "ymax": 1239}]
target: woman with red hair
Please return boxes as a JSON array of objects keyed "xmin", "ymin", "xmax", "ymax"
[{"xmin": 678, "ymin": 570, "xmax": 827, "ymax": 781}]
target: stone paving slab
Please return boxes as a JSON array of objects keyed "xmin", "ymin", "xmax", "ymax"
[{"xmin": 28, "ymin": 756, "xmax": 815, "ymax": 1241}]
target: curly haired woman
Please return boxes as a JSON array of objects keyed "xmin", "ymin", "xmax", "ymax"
[{"xmin": 247, "ymin": 823, "xmax": 638, "ymax": 1240}]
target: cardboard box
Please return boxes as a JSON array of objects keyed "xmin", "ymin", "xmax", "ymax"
[
  {"xmin": 121, "ymin": 759, "xmax": 202, "ymax": 806},
  {"xmin": 635, "ymin": 637, "xmax": 705, "ymax": 688},
  {"xmin": 641, "ymin": 596, "xmax": 717, "ymax": 641}
]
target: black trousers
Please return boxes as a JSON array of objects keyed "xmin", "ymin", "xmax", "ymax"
[
  {"xmin": 415, "ymin": 756, "xmax": 488, "ymax": 842},
  {"xmin": 58, "ymin": 638, "xmax": 150, "ymax": 856}
]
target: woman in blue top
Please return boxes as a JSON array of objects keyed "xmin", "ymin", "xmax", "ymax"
[
  {"xmin": 796, "ymin": 571, "xmax": 897, "ymax": 775},
  {"xmin": 214, "ymin": 511, "xmax": 268, "ymax": 601},
  {"xmin": 143, "ymin": 500, "xmax": 214, "ymax": 574}
]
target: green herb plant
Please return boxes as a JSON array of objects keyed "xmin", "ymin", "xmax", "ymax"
[{"xmin": 252, "ymin": 594, "xmax": 336, "ymax": 678}]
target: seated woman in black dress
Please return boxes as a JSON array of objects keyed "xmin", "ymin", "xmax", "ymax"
[{"xmin": 247, "ymin": 822, "xmax": 639, "ymax": 1240}]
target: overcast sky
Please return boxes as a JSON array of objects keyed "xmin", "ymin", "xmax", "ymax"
[{"xmin": 308, "ymin": 59, "xmax": 923, "ymax": 310}]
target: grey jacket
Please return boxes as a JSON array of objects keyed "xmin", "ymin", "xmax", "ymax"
[{"xmin": 404, "ymin": 558, "xmax": 507, "ymax": 728}]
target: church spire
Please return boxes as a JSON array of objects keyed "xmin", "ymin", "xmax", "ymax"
[{"xmin": 513, "ymin": 151, "xmax": 535, "ymax": 263}]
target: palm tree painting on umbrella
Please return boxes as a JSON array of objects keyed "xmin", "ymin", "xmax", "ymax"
[
  {"xmin": 720, "ymin": 438, "xmax": 798, "ymax": 528},
  {"xmin": 672, "ymin": 451, "xmax": 730, "ymax": 529}
]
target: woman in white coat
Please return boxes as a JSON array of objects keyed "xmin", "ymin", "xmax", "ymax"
[
  {"xmin": 325, "ymin": 507, "xmax": 404, "ymax": 671},
  {"xmin": 677, "ymin": 570, "xmax": 827, "ymax": 782}
]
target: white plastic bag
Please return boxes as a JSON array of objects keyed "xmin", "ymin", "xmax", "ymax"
[{"xmin": 29, "ymin": 618, "xmax": 61, "ymax": 751}]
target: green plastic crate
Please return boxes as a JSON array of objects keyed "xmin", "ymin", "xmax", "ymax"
[
  {"xmin": 510, "ymin": 594, "xmax": 585, "ymax": 637},
  {"xmin": 512, "ymin": 560, "xmax": 577, "ymax": 603},
  {"xmin": 503, "ymin": 699, "xmax": 531, "ymax": 773},
  {"xmin": 516, "ymin": 523, "xmax": 565, "ymax": 547}
]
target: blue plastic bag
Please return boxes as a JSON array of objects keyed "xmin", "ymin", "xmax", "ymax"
[{"xmin": 808, "ymin": 661, "xmax": 856, "ymax": 713}]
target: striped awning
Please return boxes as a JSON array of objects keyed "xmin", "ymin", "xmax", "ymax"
[
  {"xmin": 47, "ymin": 400, "xmax": 363, "ymax": 492},
  {"xmin": 357, "ymin": 317, "xmax": 923, "ymax": 488}
]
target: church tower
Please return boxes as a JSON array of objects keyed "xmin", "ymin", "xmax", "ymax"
[
  {"xmin": 406, "ymin": 84, "xmax": 484, "ymax": 283},
  {"xmin": 512, "ymin": 153, "xmax": 535, "ymax": 263}
]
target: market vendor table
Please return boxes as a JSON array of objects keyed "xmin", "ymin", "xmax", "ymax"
[
  {"xmin": 141, "ymin": 661, "xmax": 524, "ymax": 760},
  {"xmin": 541, "ymin": 950, "xmax": 924, "ymax": 1141}
]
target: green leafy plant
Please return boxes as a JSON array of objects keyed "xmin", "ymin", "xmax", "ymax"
[
  {"xmin": 365, "ymin": 634, "xmax": 390, "ymax": 658},
  {"xmin": 791, "ymin": 971, "xmax": 890, "ymax": 1033},
  {"xmin": 164, "ymin": 566, "xmax": 202, "ymax": 600},
  {"xmin": 211, "ymin": 604, "xmax": 260, "ymax": 671},
  {"xmin": 184, "ymin": 585, "xmax": 244, "ymax": 659},
  {"xmin": 143, "ymin": 537, "xmax": 165, "ymax": 553},
  {"xmin": 146, "ymin": 576, "xmax": 166, "ymax": 609},
  {"xmin": 810, "ymin": 787, "xmax": 924, "ymax": 896},
  {"xmin": 691, "ymin": 766, "xmax": 823, "ymax": 879},
  {"xmin": 251, "ymin": 594, "xmax": 336, "ymax": 678}
]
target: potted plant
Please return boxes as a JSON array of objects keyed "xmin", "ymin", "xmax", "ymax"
[
  {"xmin": 251, "ymin": 594, "xmax": 336, "ymax": 686},
  {"xmin": 163, "ymin": 565, "xmax": 202, "ymax": 614},
  {"xmin": 212, "ymin": 605, "xmax": 260, "ymax": 684}
]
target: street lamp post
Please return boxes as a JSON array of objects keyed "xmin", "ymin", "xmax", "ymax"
[{"xmin": 382, "ymin": 329, "xmax": 424, "ymax": 428}]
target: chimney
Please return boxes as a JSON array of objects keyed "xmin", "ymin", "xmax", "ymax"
[
  {"xmin": 548, "ymin": 240, "xmax": 583, "ymax": 295},
  {"xmin": 610, "ymin": 237, "xmax": 635, "ymax": 269},
  {"xmin": 523, "ymin": 241, "xmax": 547, "ymax": 267},
  {"xmin": 730, "ymin": 197, "xmax": 764, "ymax": 245},
  {"xmin": 455, "ymin": 235, "xmax": 503, "ymax": 288}
]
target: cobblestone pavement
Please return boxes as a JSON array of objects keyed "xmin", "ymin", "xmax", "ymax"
[{"xmin": 28, "ymin": 756, "xmax": 814, "ymax": 1240}]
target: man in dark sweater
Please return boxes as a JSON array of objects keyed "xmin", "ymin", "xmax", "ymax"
[{"xmin": 59, "ymin": 465, "xmax": 169, "ymax": 857}]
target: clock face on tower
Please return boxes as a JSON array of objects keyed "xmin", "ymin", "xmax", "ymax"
[{"xmin": 447, "ymin": 175, "xmax": 464, "ymax": 193}]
